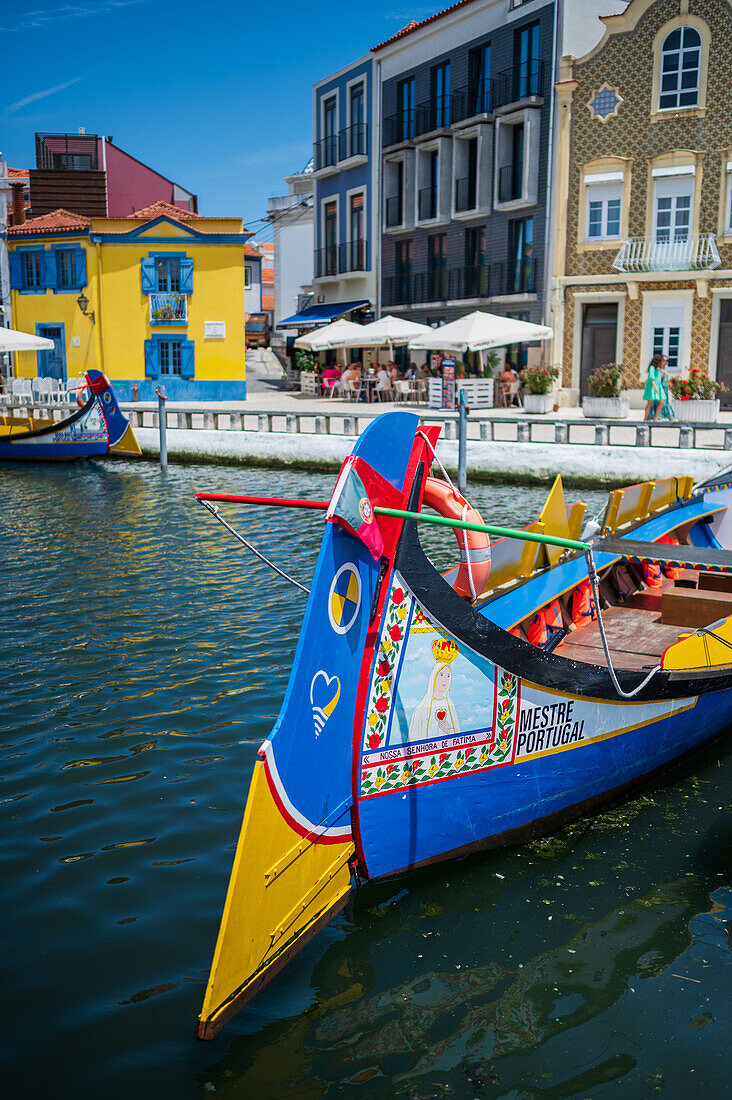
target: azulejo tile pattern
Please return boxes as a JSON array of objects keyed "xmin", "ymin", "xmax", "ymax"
[{"xmin": 559, "ymin": 0, "xmax": 732, "ymax": 388}]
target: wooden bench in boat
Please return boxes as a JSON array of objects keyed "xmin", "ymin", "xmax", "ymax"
[{"xmin": 661, "ymin": 587, "xmax": 732, "ymax": 628}]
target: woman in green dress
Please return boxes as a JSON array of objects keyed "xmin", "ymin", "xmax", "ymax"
[{"xmin": 644, "ymin": 353, "xmax": 664, "ymax": 421}]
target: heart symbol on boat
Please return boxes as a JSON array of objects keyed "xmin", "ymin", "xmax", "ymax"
[{"xmin": 310, "ymin": 671, "xmax": 341, "ymax": 737}]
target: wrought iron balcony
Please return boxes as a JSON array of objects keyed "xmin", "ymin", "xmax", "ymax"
[
  {"xmin": 455, "ymin": 264, "xmax": 491, "ymax": 298},
  {"xmin": 612, "ymin": 234, "xmax": 721, "ymax": 273},
  {"xmin": 495, "ymin": 59, "xmax": 543, "ymax": 109},
  {"xmin": 340, "ymin": 123, "xmax": 368, "ymax": 160},
  {"xmin": 455, "ymin": 176, "xmax": 477, "ymax": 212},
  {"xmin": 385, "ymin": 195, "xmax": 403, "ymax": 228},
  {"xmin": 418, "ymin": 186, "xmax": 438, "ymax": 220},
  {"xmin": 452, "ymin": 78, "xmax": 494, "ymax": 122},
  {"xmin": 384, "ymin": 110, "xmax": 416, "ymax": 147},
  {"xmin": 498, "ymin": 163, "xmax": 522, "ymax": 203},
  {"xmin": 150, "ymin": 292, "xmax": 188, "ymax": 324},
  {"xmin": 503, "ymin": 258, "xmax": 536, "ymax": 295},
  {"xmin": 383, "ymin": 274, "xmax": 413, "ymax": 307},
  {"xmin": 315, "ymin": 241, "xmax": 370, "ymax": 278},
  {"xmin": 314, "ymin": 135, "xmax": 339, "ymax": 172}
]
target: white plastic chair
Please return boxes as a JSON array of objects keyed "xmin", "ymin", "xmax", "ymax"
[{"xmin": 394, "ymin": 380, "xmax": 411, "ymax": 405}]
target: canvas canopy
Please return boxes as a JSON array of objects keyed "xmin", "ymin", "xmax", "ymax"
[
  {"xmin": 0, "ymin": 327, "xmax": 54, "ymax": 352},
  {"xmin": 346, "ymin": 315, "xmax": 433, "ymax": 349},
  {"xmin": 408, "ymin": 311, "xmax": 553, "ymax": 353},
  {"xmin": 293, "ymin": 318, "xmax": 366, "ymax": 350}
]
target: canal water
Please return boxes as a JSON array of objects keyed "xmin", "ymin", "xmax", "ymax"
[{"xmin": 1, "ymin": 459, "xmax": 730, "ymax": 1100}]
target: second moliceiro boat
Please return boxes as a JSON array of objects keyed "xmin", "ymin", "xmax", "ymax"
[{"xmin": 196, "ymin": 411, "xmax": 732, "ymax": 1038}]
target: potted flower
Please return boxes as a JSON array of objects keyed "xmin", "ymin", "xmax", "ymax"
[
  {"xmin": 582, "ymin": 363, "xmax": 629, "ymax": 419},
  {"xmin": 521, "ymin": 363, "xmax": 561, "ymax": 414},
  {"xmin": 669, "ymin": 368, "xmax": 726, "ymax": 422}
]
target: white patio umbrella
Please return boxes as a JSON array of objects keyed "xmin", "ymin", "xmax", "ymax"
[
  {"xmin": 408, "ymin": 311, "xmax": 553, "ymax": 354},
  {"xmin": 0, "ymin": 326, "xmax": 54, "ymax": 352},
  {"xmin": 293, "ymin": 318, "xmax": 365, "ymax": 351},
  {"xmin": 346, "ymin": 315, "xmax": 433, "ymax": 350}
]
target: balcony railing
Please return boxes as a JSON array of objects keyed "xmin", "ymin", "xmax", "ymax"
[
  {"xmin": 383, "ymin": 274, "xmax": 413, "ymax": 307},
  {"xmin": 503, "ymin": 258, "xmax": 536, "ymax": 295},
  {"xmin": 498, "ymin": 163, "xmax": 522, "ymax": 203},
  {"xmin": 314, "ymin": 125, "xmax": 369, "ymax": 169},
  {"xmin": 418, "ymin": 186, "xmax": 438, "ymax": 220},
  {"xmin": 415, "ymin": 269, "xmax": 449, "ymax": 301},
  {"xmin": 612, "ymin": 234, "xmax": 721, "ymax": 273},
  {"xmin": 150, "ymin": 292, "xmax": 188, "ymax": 324},
  {"xmin": 385, "ymin": 195, "xmax": 403, "ymax": 228},
  {"xmin": 495, "ymin": 59, "xmax": 543, "ymax": 109},
  {"xmin": 456, "ymin": 264, "xmax": 490, "ymax": 298},
  {"xmin": 384, "ymin": 110, "xmax": 416, "ymax": 147},
  {"xmin": 455, "ymin": 176, "xmax": 477, "ymax": 212},
  {"xmin": 415, "ymin": 94, "xmax": 451, "ymax": 134},
  {"xmin": 315, "ymin": 241, "xmax": 370, "ymax": 278},
  {"xmin": 383, "ymin": 266, "xmax": 494, "ymax": 307}
]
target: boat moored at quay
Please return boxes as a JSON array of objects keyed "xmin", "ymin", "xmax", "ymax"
[{"xmin": 194, "ymin": 410, "xmax": 732, "ymax": 1038}]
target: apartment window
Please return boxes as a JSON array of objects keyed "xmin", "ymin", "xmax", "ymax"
[
  {"xmin": 659, "ymin": 26, "xmax": 701, "ymax": 110},
  {"xmin": 431, "ymin": 62, "xmax": 450, "ymax": 128},
  {"xmin": 324, "ymin": 201, "xmax": 338, "ymax": 274},
  {"xmin": 420, "ymin": 151, "xmax": 439, "ymax": 220},
  {"xmin": 508, "ymin": 218, "xmax": 533, "ymax": 293},
  {"xmin": 396, "ymin": 240, "xmax": 412, "ymax": 301},
  {"xmin": 23, "ymin": 250, "xmax": 44, "ymax": 290},
  {"xmin": 245, "ymin": 266, "xmax": 252, "ymax": 289},
  {"xmin": 465, "ymin": 227, "xmax": 486, "ymax": 296},
  {"xmin": 469, "ymin": 43, "xmax": 491, "ymax": 114},
  {"xmin": 349, "ymin": 83, "xmax": 365, "ymax": 156},
  {"xmin": 156, "ymin": 257, "xmax": 181, "ymax": 293},
  {"xmin": 586, "ymin": 182, "xmax": 622, "ymax": 239},
  {"xmin": 428, "ymin": 233, "xmax": 447, "ymax": 299},
  {"xmin": 350, "ymin": 193, "xmax": 365, "ymax": 270},
  {"xmin": 654, "ymin": 175, "xmax": 693, "ymax": 243},
  {"xmin": 515, "ymin": 23, "xmax": 540, "ymax": 99},
  {"xmin": 55, "ymin": 249, "xmax": 77, "ymax": 289},
  {"xmin": 144, "ymin": 337, "xmax": 194, "ymax": 379},
  {"xmin": 398, "ymin": 77, "xmax": 415, "ymax": 140},
  {"xmin": 396, "ymin": 161, "xmax": 404, "ymax": 222},
  {"xmin": 499, "ymin": 124, "xmax": 524, "ymax": 203},
  {"xmin": 324, "ymin": 96, "xmax": 337, "ymax": 165}
]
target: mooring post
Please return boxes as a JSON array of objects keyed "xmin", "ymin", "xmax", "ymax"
[
  {"xmin": 457, "ymin": 387, "xmax": 468, "ymax": 494},
  {"xmin": 155, "ymin": 385, "xmax": 167, "ymax": 470}
]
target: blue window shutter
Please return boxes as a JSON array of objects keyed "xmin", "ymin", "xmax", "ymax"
[
  {"xmin": 44, "ymin": 250, "xmax": 57, "ymax": 290},
  {"xmin": 8, "ymin": 253, "xmax": 22, "ymax": 290},
  {"xmin": 141, "ymin": 256, "xmax": 157, "ymax": 294},
  {"xmin": 75, "ymin": 248, "xmax": 87, "ymax": 287},
  {"xmin": 144, "ymin": 340, "xmax": 159, "ymax": 378},
  {"xmin": 180, "ymin": 339, "xmax": 195, "ymax": 379},
  {"xmin": 179, "ymin": 258, "xmax": 193, "ymax": 294}
]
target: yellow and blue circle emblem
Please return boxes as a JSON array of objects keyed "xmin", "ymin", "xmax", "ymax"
[{"xmin": 328, "ymin": 562, "xmax": 361, "ymax": 635}]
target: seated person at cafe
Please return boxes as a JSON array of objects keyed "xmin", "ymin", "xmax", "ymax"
[
  {"xmin": 387, "ymin": 362, "xmax": 399, "ymax": 383},
  {"xmin": 322, "ymin": 365, "xmax": 342, "ymax": 393},
  {"xmin": 376, "ymin": 365, "xmax": 391, "ymax": 394},
  {"xmin": 499, "ymin": 362, "xmax": 521, "ymax": 406}
]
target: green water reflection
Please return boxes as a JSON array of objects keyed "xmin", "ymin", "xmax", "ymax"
[{"xmin": 0, "ymin": 459, "xmax": 729, "ymax": 1099}]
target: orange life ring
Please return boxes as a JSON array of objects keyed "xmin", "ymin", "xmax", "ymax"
[{"xmin": 423, "ymin": 476, "xmax": 491, "ymax": 601}]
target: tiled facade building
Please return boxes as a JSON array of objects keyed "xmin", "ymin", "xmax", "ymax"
[{"xmin": 553, "ymin": 0, "xmax": 732, "ymax": 405}]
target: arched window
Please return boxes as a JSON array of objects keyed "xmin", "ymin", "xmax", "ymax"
[{"xmin": 659, "ymin": 26, "xmax": 701, "ymax": 109}]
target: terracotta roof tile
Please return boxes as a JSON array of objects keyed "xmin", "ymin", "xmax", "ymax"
[
  {"xmin": 8, "ymin": 166, "xmax": 29, "ymax": 179},
  {"xmin": 371, "ymin": 2, "xmax": 472, "ymax": 51},
  {"xmin": 7, "ymin": 207, "xmax": 91, "ymax": 236},
  {"xmin": 244, "ymin": 242, "xmax": 262, "ymax": 257},
  {"xmin": 126, "ymin": 199, "xmax": 200, "ymax": 221},
  {"xmin": 262, "ymin": 293, "xmax": 274, "ymax": 311},
  {"xmin": 261, "ymin": 269, "xmax": 274, "ymax": 286}
]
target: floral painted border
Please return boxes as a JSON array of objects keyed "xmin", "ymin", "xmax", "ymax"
[{"xmin": 362, "ymin": 577, "xmax": 413, "ymax": 753}]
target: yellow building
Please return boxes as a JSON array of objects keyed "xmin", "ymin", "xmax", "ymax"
[{"xmin": 8, "ymin": 200, "xmax": 248, "ymax": 400}]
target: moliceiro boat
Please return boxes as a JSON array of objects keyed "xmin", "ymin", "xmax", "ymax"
[
  {"xmin": 0, "ymin": 370, "xmax": 140, "ymax": 461},
  {"xmin": 195, "ymin": 411, "xmax": 732, "ymax": 1039}
]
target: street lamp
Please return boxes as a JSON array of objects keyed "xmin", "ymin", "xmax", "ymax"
[{"xmin": 76, "ymin": 293, "xmax": 95, "ymax": 324}]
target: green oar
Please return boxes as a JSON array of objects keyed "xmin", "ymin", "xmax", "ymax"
[{"xmin": 374, "ymin": 506, "xmax": 591, "ymax": 553}]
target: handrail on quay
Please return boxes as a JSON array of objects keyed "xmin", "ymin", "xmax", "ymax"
[{"xmin": 4, "ymin": 400, "xmax": 732, "ymax": 451}]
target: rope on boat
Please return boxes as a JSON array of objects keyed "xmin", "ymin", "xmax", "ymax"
[
  {"xmin": 197, "ymin": 498, "xmax": 311, "ymax": 595},
  {"xmin": 585, "ymin": 550, "xmax": 661, "ymax": 698},
  {"xmin": 417, "ymin": 429, "xmax": 477, "ymax": 602}
]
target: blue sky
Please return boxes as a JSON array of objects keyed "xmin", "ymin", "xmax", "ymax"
[{"xmin": 1, "ymin": 0, "xmax": 432, "ymax": 238}]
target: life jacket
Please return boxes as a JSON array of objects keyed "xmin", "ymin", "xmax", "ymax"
[
  {"xmin": 571, "ymin": 580, "xmax": 596, "ymax": 627},
  {"xmin": 656, "ymin": 534, "xmax": 681, "ymax": 580},
  {"xmin": 527, "ymin": 609, "xmax": 548, "ymax": 647},
  {"xmin": 508, "ymin": 626, "xmax": 522, "ymax": 638},
  {"xmin": 544, "ymin": 600, "xmax": 563, "ymax": 637},
  {"xmin": 643, "ymin": 560, "xmax": 663, "ymax": 588}
]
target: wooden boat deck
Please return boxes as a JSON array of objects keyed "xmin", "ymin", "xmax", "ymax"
[{"xmin": 557, "ymin": 603, "xmax": 681, "ymax": 669}]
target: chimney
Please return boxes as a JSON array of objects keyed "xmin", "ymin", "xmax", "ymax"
[
  {"xmin": 78, "ymin": 126, "xmax": 86, "ymax": 136},
  {"xmin": 10, "ymin": 180, "xmax": 25, "ymax": 225}
]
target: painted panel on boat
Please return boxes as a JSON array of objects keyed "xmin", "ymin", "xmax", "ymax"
[{"xmin": 357, "ymin": 570, "xmax": 702, "ymax": 878}]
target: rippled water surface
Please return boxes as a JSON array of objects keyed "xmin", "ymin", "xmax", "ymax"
[{"xmin": 1, "ymin": 459, "xmax": 730, "ymax": 1099}]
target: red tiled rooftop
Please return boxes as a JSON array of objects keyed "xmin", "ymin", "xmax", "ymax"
[
  {"xmin": 244, "ymin": 242, "xmax": 262, "ymax": 257},
  {"xmin": 7, "ymin": 208, "xmax": 91, "ymax": 236},
  {"xmin": 262, "ymin": 293, "xmax": 274, "ymax": 311},
  {"xmin": 8, "ymin": 166, "xmax": 29, "ymax": 179},
  {"xmin": 261, "ymin": 269, "xmax": 274, "ymax": 286},
  {"xmin": 126, "ymin": 199, "xmax": 200, "ymax": 221},
  {"xmin": 371, "ymin": 2, "xmax": 472, "ymax": 51}
]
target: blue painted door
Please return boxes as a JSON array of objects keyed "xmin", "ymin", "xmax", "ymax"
[{"xmin": 37, "ymin": 324, "xmax": 66, "ymax": 381}]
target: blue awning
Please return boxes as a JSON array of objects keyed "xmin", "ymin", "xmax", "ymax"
[{"xmin": 278, "ymin": 300, "xmax": 370, "ymax": 328}]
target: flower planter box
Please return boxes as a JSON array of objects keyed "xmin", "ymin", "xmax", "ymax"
[
  {"xmin": 582, "ymin": 396, "xmax": 630, "ymax": 419},
  {"xmin": 669, "ymin": 398, "xmax": 720, "ymax": 422},
  {"xmin": 523, "ymin": 393, "xmax": 554, "ymax": 414}
]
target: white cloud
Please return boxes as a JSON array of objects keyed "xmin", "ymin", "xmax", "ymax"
[
  {"xmin": 3, "ymin": 77, "xmax": 82, "ymax": 115},
  {"xmin": 0, "ymin": 0, "xmax": 150, "ymax": 33}
]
